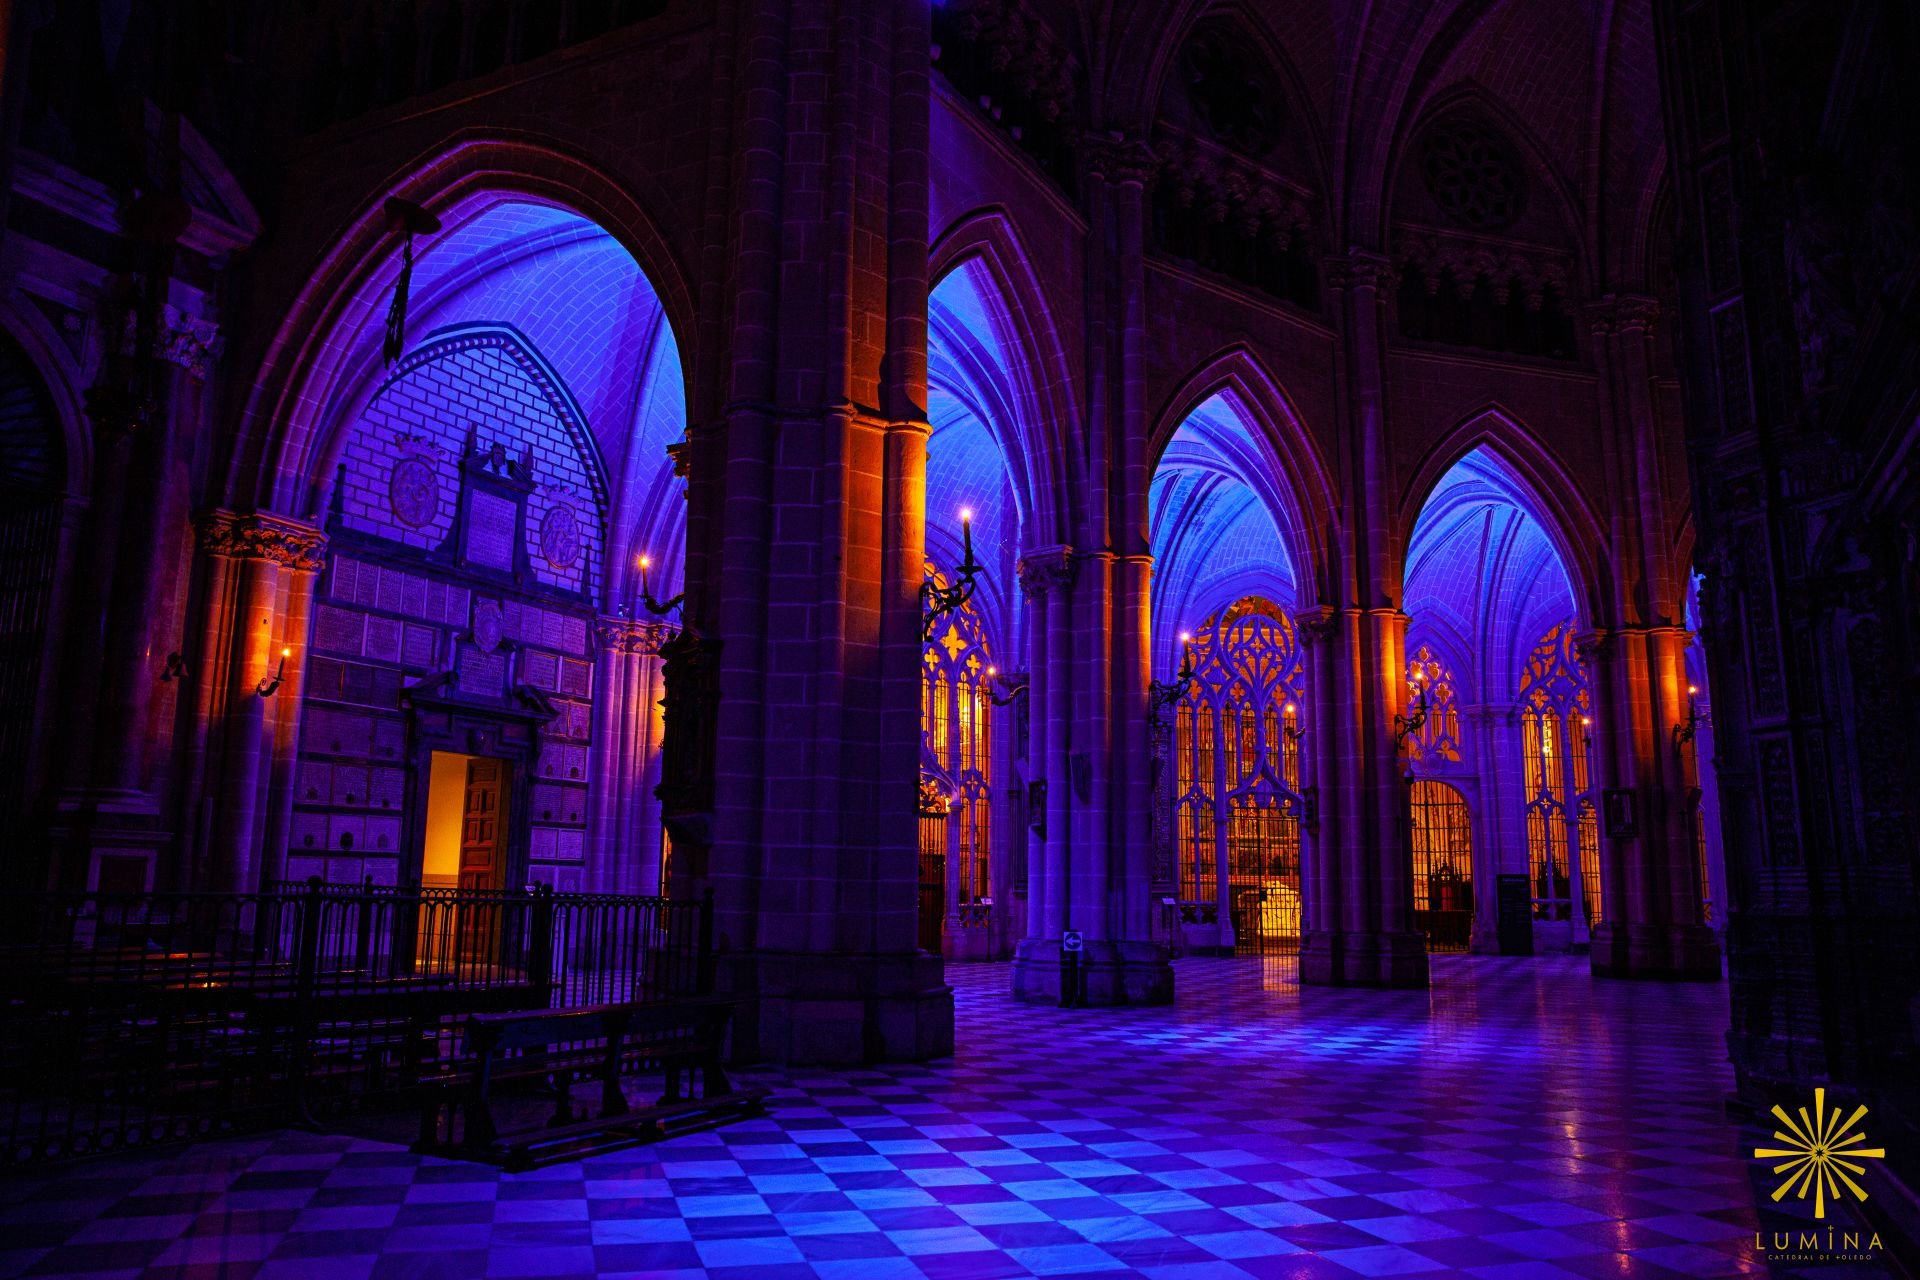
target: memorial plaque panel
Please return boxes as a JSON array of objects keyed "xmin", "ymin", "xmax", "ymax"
[
  {"xmin": 465, "ymin": 490, "xmax": 518, "ymax": 570},
  {"xmin": 459, "ymin": 644, "xmax": 508, "ymax": 697},
  {"xmin": 402, "ymin": 625, "xmax": 437, "ymax": 669},
  {"xmin": 298, "ymin": 761, "xmax": 331, "ymax": 803},
  {"xmin": 365, "ymin": 616, "xmax": 403, "ymax": 664},
  {"xmin": 314, "ymin": 605, "xmax": 365, "ymax": 656}
]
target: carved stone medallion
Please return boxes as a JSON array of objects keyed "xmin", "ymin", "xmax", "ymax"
[
  {"xmin": 389, "ymin": 456, "xmax": 439, "ymax": 527},
  {"xmin": 539, "ymin": 501, "xmax": 582, "ymax": 568},
  {"xmin": 471, "ymin": 598, "xmax": 504, "ymax": 654}
]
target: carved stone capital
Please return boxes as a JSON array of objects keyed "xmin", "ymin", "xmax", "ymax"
[
  {"xmin": 124, "ymin": 304, "xmax": 224, "ymax": 381},
  {"xmin": 1017, "ymin": 545, "xmax": 1077, "ymax": 599},
  {"xmin": 1082, "ymin": 135, "xmax": 1158, "ymax": 187},
  {"xmin": 595, "ymin": 617, "xmax": 674, "ymax": 656},
  {"xmin": 1292, "ymin": 604, "xmax": 1339, "ymax": 648},
  {"xmin": 1572, "ymin": 627, "xmax": 1614, "ymax": 666},
  {"xmin": 197, "ymin": 509, "xmax": 327, "ymax": 570},
  {"xmin": 1584, "ymin": 294, "xmax": 1661, "ymax": 337},
  {"xmin": 1322, "ymin": 252, "xmax": 1399, "ymax": 293}
]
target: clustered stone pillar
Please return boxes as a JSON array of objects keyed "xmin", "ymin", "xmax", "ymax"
[
  {"xmin": 1583, "ymin": 297, "xmax": 1720, "ymax": 980},
  {"xmin": 1293, "ymin": 256, "xmax": 1430, "ymax": 988},
  {"xmin": 1293, "ymin": 605, "xmax": 1430, "ymax": 986},
  {"xmin": 182, "ymin": 510, "xmax": 327, "ymax": 894},
  {"xmin": 666, "ymin": 0, "xmax": 950, "ymax": 1063},
  {"xmin": 587, "ymin": 617, "xmax": 669, "ymax": 894},
  {"xmin": 1009, "ymin": 543, "xmax": 1174, "ymax": 1005}
]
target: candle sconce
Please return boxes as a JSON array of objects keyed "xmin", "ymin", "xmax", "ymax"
[
  {"xmin": 1393, "ymin": 670, "xmax": 1430, "ymax": 748},
  {"xmin": 921, "ymin": 508, "xmax": 983, "ymax": 643},
  {"xmin": 1282, "ymin": 701, "xmax": 1305, "ymax": 746},
  {"xmin": 1672, "ymin": 685, "xmax": 1705, "ymax": 756},
  {"xmin": 636, "ymin": 554, "xmax": 685, "ymax": 618},
  {"xmin": 984, "ymin": 666, "xmax": 1028, "ymax": 707},
  {"xmin": 1148, "ymin": 632, "xmax": 1197, "ymax": 727},
  {"xmin": 256, "ymin": 647, "xmax": 290, "ymax": 698}
]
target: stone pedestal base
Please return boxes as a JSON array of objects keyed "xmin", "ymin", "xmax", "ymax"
[
  {"xmin": 43, "ymin": 790, "xmax": 171, "ymax": 893},
  {"xmin": 721, "ymin": 950, "xmax": 953, "ymax": 1064},
  {"xmin": 942, "ymin": 924, "xmax": 998, "ymax": 962},
  {"xmin": 1300, "ymin": 930, "xmax": 1430, "ymax": 988},
  {"xmin": 1011, "ymin": 938, "xmax": 1174, "ymax": 1006},
  {"xmin": 1590, "ymin": 922, "xmax": 1723, "ymax": 981}
]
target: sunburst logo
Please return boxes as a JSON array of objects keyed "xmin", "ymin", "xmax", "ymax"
[{"xmin": 1754, "ymin": 1088, "xmax": 1886, "ymax": 1218}]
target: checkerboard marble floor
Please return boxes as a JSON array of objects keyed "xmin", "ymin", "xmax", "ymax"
[{"xmin": 0, "ymin": 955, "xmax": 1893, "ymax": 1279}]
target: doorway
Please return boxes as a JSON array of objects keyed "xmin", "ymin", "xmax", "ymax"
[
  {"xmin": 423, "ymin": 751, "xmax": 510, "ymax": 893},
  {"xmin": 421, "ymin": 751, "xmax": 511, "ymax": 969}
]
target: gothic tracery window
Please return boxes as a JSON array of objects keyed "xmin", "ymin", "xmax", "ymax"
[
  {"xmin": 919, "ymin": 570, "xmax": 993, "ymax": 951},
  {"xmin": 1406, "ymin": 644, "xmax": 1461, "ymax": 764},
  {"xmin": 1171, "ymin": 598, "xmax": 1304, "ymax": 953},
  {"xmin": 1519, "ymin": 625, "xmax": 1598, "ymax": 925}
]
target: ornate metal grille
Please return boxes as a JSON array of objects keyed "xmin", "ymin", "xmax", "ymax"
[
  {"xmin": 1171, "ymin": 599, "xmax": 1304, "ymax": 955},
  {"xmin": 1519, "ymin": 626, "xmax": 1598, "ymax": 926},
  {"xmin": 1409, "ymin": 780, "xmax": 1474, "ymax": 952},
  {"xmin": 919, "ymin": 571, "xmax": 993, "ymax": 951}
]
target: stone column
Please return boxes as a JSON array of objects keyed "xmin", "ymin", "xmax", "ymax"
[
  {"xmin": 1583, "ymin": 624, "xmax": 1720, "ymax": 978},
  {"xmin": 1301, "ymin": 257, "xmax": 1429, "ymax": 988},
  {"xmin": 588, "ymin": 616, "xmax": 671, "ymax": 894},
  {"xmin": 1582, "ymin": 294, "xmax": 1720, "ymax": 980},
  {"xmin": 668, "ymin": 0, "xmax": 949, "ymax": 1063},
  {"xmin": 194, "ymin": 511, "xmax": 326, "ymax": 894}
]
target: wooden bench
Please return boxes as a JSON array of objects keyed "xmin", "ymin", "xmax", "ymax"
[{"xmin": 413, "ymin": 995, "xmax": 767, "ymax": 1170}]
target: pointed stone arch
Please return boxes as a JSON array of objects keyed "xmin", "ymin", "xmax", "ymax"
[
  {"xmin": 1148, "ymin": 345, "xmax": 1338, "ymax": 609},
  {"xmin": 230, "ymin": 131, "xmax": 698, "ymax": 521},
  {"xmin": 928, "ymin": 207, "xmax": 1086, "ymax": 551},
  {"xmin": 1383, "ymin": 83, "xmax": 1594, "ymax": 291},
  {"xmin": 1397, "ymin": 405, "xmax": 1611, "ymax": 632}
]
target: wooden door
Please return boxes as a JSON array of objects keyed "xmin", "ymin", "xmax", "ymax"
[
  {"xmin": 458, "ymin": 758, "xmax": 506, "ymax": 893},
  {"xmin": 456, "ymin": 758, "xmax": 508, "ymax": 966}
]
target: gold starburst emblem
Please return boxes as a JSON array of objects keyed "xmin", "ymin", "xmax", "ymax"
[{"xmin": 1754, "ymin": 1088, "xmax": 1886, "ymax": 1218}]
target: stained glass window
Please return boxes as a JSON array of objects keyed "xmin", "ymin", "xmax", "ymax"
[
  {"xmin": 1405, "ymin": 645, "xmax": 1461, "ymax": 763},
  {"xmin": 1519, "ymin": 625, "xmax": 1598, "ymax": 925},
  {"xmin": 919, "ymin": 568, "xmax": 993, "ymax": 951},
  {"xmin": 1171, "ymin": 598, "xmax": 1304, "ymax": 953}
]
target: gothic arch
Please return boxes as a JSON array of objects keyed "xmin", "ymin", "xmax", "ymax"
[
  {"xmin": 231, "ymin": 130, "xmax": 698, "ymax": 520},
  {"xmin": 1148, "ymin": 345, "xmax": 1338, "ymax": 608},
  {"xmin": 928, "ymin": 207, "xmax": 1086, "ymax": 551},
  {"xmin": 1396, "ymin": 406, "xmax": 1611, "ymax": 629},
  {"xmin": 0, "ymin": 294, "xmax": 89, "ymax": 501},
  {"xmin": 1133, "ymin": 1, "xmax": 1334, "ymax": 197},
  {"xmin": 1381, "ymin": 83, "xmax": 1593, "ymax": 290}
]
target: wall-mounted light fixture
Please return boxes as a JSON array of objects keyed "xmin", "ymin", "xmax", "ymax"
[
  {"xmin": 1672, "ymin": 684, "xmax": 1705, "ymax": 756},
  {"xmin": 636, "ymin": 553, "xmax": 685, "ymax": 617},
  {"xmin": 1393, "ymin": 668, "xmax": 1430, "ymax": 747},
  {"xmin": 1148, "ymin": 631, "xmax": 1197, "ymax": 726},
  {"xmin": 1283, "ymin": 701, "xmax": 1305, "ymax": 746},
  {"xmin": 380, "ymin": 196, "xmax": 442, "ymax": 365},
  {"xmin": 257, "ymin": 647, "xmax": 290, "ymax": 698},
  {"xmin": 161, "ymin": 652, "xmax": 189, "ymax": 683},
  {"xmin": 984, "ymin": 665, "xmax": 1028, "ymax": 707},
  {"xmin": 921, "ymin": 508, "xmax": 983, "ymax": 643}
]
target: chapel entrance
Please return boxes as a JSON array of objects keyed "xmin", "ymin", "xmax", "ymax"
[{"xmin": 421, "ymin": 751, "xmax": 511, "ymax": 965}]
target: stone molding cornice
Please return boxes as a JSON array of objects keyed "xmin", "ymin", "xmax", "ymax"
[{"xmin": 197, "ymin": 509, "xmax": 327, "ymax": 570}]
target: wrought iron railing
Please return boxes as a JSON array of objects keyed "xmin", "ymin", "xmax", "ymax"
[{"xmin": 0, "ymin": 880, "xmax": 712, "ymax": 1164}]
